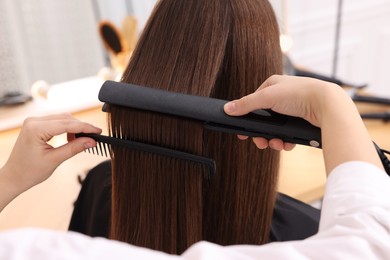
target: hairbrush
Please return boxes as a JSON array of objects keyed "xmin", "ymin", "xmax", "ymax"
[{"xmin": 99, "ymin": 21, "xmax": 125, "ymax": 55}]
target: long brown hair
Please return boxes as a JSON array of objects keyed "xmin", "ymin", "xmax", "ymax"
[{"xmin": 108, "ymin": 0, "xmax": 283, "ymax": 254}]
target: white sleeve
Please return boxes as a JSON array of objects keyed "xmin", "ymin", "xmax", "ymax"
[
  {"xmin": 182, "ymin": 161, "xmax": 390, "ymax": 259},
  {"xmin": 1, "ymin": 161, "xmax": 389, "ymax": 260}
]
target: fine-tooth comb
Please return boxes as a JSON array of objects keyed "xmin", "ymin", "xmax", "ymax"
[{"xmin": 75, "ymin": 133, "xmax": 216, "ymax": 178}]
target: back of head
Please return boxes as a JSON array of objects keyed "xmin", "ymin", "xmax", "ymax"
[{"xmin": 108, "ymin": 0, "xmax": 283, "ymax": 254}]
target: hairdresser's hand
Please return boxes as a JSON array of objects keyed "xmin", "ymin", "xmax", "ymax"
[
  {"xmin": 225, "ymin": 75, "xmax": 331, "ymax": 125},
  {"xmin": 0, "ymin": 114, "xmax": 101, "ymax": 211},
  {"xmin": 224, "ymin": 75, "xmax": 383, "ymax": 175},
  {"xmin": 224, "ymin": 75, "xmax": 336, "ymax": 151}
]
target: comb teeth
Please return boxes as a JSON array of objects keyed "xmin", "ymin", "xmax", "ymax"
[
  {"xmin": 75, "ymin": 132, "xmax": 216, "ymax": 178},
  {"xmin": 76, "ymin": 133, "xmax": 111, "ymax": 157},
  {"xmin": 90, "ymin": 141, "xmax": 111, "ymax": 157}
]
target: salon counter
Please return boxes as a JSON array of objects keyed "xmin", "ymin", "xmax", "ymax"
[{"xmin": 0, "ymin": 101, "xmax": 389, "ymax": 231}]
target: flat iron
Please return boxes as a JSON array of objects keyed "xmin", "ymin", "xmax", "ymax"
[{"xmin": 98, "ymin": 80, "xmax": 322, "ymax": 148}]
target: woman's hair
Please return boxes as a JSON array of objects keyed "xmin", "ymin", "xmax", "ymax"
[{"xmin": 108, "ymin": 0, "xmax": 283, "ymax": 254}]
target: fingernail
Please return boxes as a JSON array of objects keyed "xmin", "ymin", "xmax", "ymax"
[
  {"xmin": 84, "ymin": 142, "xmax": 94, "ymax": 149},
  {"xmin": 93, "ymin": 125, "xmax": 102, "ymax": 131},
  {"xmin": 225, "ymin": 102, "xmax": 236, "ymax": 113}
]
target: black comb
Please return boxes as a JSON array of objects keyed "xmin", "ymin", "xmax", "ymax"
[{"xmin": 76, "ymin": 133, "xmax": 216, "ymax": 178}]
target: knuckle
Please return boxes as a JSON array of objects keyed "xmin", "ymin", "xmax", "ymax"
[
  {"xmin": 63, "ymin": 112, "xmax": 73, "ymax": 119},
  {"xmin": 270, "ymin": 74, "xmax": 283, "ymax": 84},
  {"xmin": 62, "ymin": 117, "xmax": 74, "ymax": 125},
  {"xmin": 23, "ymin": 117, "xmax": 38, "ymax": 131},
  {"xmin": 23, "ymin": 116, "xmax": 35, "ymax": 125},
  {"xmin": 238, "ymin": 96, "xmax": 250, "ymax": 109},
  {"xmin": 70, "ymin": 144, "xmax": 80, "ymax": 157}
]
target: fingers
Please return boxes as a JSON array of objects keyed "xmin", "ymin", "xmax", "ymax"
[
  {"xmin": 49, "ymin": 137, "xmax": 97, "ymax": 165},
  {"xmin": 6, "ymin": 114, "xmax": 102, "ymax": 193},
  {"xmin": 25, "ymin": 113, "xmax": 72, "ymax": 122},
  {"xmin": 23, "ymin": 114, "xmax": 102, "ymax": 142},
  {"xmin": 283, "ymin": 142, "xmax": 296, "ymax": 151},
  {"xmin": 253, "ymin": 138, "xmax": 269, "ymax": 149},
  {"xmin": 224, "ymin": 91, "xmax": 265, "ymax": 116},
  {"xmin": 223, "ymin": 74, "xmax": 291, "ymax": 151},
  {"xmin": 224, "ymin": 75, "xmax": 284, "ymax": 116},
  {"xmin": 21, "ymin": 113, "xmax": 101, "ymax": 157},
  {"xmin": 253, "ymin": 138, "xmax": 284, "ymax": 150},
  {"xmin": 252, "ymin": 137, "xmax": 296, "ymax": 151},
  {"xmin": 237, "ymin": 135, "xmax": 249, "ymax": 140},
  {"xmin": 45, "ymin": 119, "xmax": 102, "ymax": 137},
  {"xmin": 29, "ymin": 113, "xmax": 101, "ymax": 165}
]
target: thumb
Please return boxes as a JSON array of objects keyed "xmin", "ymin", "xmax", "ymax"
[
  {"xmin": 224, "ymin": 90, "xmax": 272, "ymax": 116},
  {"xmin": 224, "ymin": 75, "xmax": 283, "ymax": 116},
  {"xmin": 48, "ymin": 137, "xmax": 96, "ymax": 166}
]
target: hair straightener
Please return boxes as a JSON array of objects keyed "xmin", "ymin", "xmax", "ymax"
[{"xmin": 77, "ymin": 80, "xmax": 390, "ymax": 176}]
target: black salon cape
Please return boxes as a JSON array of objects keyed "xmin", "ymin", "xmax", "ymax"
[{"xmin": 69, "ymin": 161, "xmax": 320, "ymax": 242}]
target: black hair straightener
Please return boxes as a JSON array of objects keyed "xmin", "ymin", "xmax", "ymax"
[{"xmin": 77, "ymin": 81, "xmax": 390, "ymax": 176}]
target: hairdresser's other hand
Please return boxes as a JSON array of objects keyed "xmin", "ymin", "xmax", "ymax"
[{"xmin": 1, "ymin": 114, "xmax": 101, "ymax": 194}]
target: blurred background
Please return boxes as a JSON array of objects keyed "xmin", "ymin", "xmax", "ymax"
[{"xmin": 0, "ymin": 0, "xmax": 389, "ymax": 100}]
